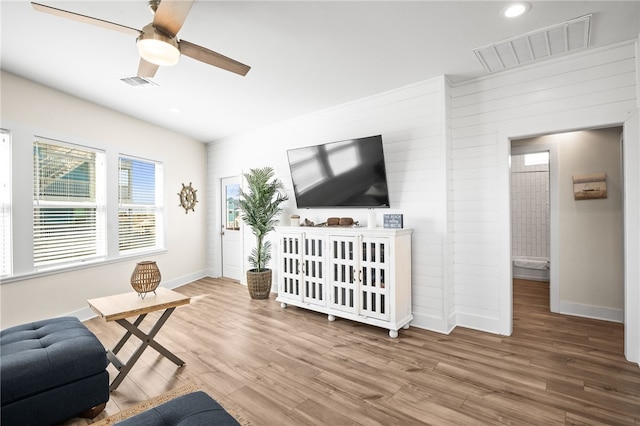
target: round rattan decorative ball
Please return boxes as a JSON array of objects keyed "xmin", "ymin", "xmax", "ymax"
[{"xmin": 130, "ymin": 261, "xmax": 161, "ymax": 297}]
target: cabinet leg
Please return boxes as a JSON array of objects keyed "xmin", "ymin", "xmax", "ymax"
[
  {"xmin": 389, "ymin": 329, "xmax": 399, "ymax": 338},
  {"xmin": 280, "ymin": 302, "xmax": 287, "ymax": 309},
  {"xmin": 403, "ymin": 324, "xmax": 410, "ymax": 330},
  {"xmin": 328, "ymin": 314, "xmax": 335, "ymax": 322}
]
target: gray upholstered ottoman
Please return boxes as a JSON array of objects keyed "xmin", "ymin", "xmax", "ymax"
[
  {"xmin": 0, "ymin": 316, "xmax": 109, "ymax": 426},
  {"xmin": 116, "ymin": 391, "xmax": 240, "ymax": 425}
]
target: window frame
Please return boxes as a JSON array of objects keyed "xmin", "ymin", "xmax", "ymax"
[
  {"xmin": 32, "ymin": 137, "xmax": 107, "ymax": 271},
  {"xmin": 1, "ymin": 129, "xmax": 12, "ymax": 277},
  {"xmin": 118, "ymin": 154, "xmax": 165, "ymax": 255}
]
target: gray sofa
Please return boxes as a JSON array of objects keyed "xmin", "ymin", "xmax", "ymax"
[{"xmin": 0, "ymin": 316, "xmax": 110, "ymax": 426}]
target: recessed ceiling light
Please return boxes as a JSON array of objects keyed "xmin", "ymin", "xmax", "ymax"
[
  {"xmin": 169, "ymin": 107, "xmax": 182, "ymax": 113},
  {"xmin": 501, "ymin": 2, "xmax": 531, "ymax": 18}
]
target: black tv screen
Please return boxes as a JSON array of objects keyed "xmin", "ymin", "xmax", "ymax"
[{"xmin": 287, "ymin": 135, "xmax": 390, "ymax": 208}]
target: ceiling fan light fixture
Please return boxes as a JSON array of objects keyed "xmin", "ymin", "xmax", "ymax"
[{"xmin": 136, "ymin": 24, "xmax": 180, "ymax": 66}]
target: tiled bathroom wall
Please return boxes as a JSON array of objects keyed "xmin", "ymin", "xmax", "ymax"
[{"xmin": 511, "ymin": 154, "xmax": 550, "ymax": 258}]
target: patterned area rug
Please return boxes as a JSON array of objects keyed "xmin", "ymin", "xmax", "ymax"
[{"xmin": 90, "ymin": 383, "xmax": 251, "ymax": 425}]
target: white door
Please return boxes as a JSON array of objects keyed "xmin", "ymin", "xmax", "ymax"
[{"xmin": 221, "ymin": 176, "xmax": 242, "ymax": 281}]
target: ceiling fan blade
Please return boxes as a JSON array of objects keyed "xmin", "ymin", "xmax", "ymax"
[
  {"xmin": 31, "ymin": 2, "xmax": 140, "ymax": 36},
  {"xmin": 153, "ymin": 0, "xmax": 194, "ymax": 37},
  {"xmin": 137, "ymin": 59, "xmax": 160, "ymax": 78},
  {"xmin": 179, "ymin": 40, "xmax": 251, "ymax": 76}
]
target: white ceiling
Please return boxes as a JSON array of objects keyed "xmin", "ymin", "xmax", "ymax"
[{"xmin": 2, "ymin": 1, "xmax": 638, "ymax": 142}]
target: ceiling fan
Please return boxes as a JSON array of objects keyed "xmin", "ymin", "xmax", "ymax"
[{"xmin": 31, "ymin": 0, "xmax": 251, "ymax": 78}]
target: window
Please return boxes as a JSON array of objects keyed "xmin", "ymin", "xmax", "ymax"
[
  {"xmin": 225, "ymin": 183, "xmax": 241, "ymax": 230},
  {"xmin": 118, "ymin": 156, "xmax": 164, "ymax": 254},
  {"xmin": 524, "ymin": 151, "xmax": 549, "ymax": 166},
  {"xmin": 1, "ymin": 130, "xmax": 11, "ymax": 277},
  {"xmin": 33, "ymin": 138, "xmax": 106, "ymax": 269}
]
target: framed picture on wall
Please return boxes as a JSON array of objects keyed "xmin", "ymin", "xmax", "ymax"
[{"xmin": 572, "ymin": 173, "xmax": 607, "ymax": 200}]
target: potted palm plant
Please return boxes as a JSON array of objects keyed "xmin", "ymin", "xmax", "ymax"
[{"xmin": 237, "ymin": 166, "xmax": 288, "ymax": 299}]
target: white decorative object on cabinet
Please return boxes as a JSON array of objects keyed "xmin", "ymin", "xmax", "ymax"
[{"xmin": 276, "ymin": 226, "xmax": 412, "ymax": 338}]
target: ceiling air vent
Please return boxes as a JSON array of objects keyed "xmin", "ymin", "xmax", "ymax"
[
  {"xmin": 120, "ymin": 76, "xmax": 158, "ymax": 87},
  {"xmin": 473, "ymin": 14, "xmax": 591, "ymax": 74}
]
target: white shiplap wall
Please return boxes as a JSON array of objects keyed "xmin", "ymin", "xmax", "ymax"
[
  {"xmin": 444, "ymin": 80, "xmax": 455, "ymax": 332},
  {"xmin": 207, "ymin": 76, "xmax": 453, "ymax": 333},
  {"xmin": 206, "ymin": 39, "xmax": 639, "ymax": 363},
  {"xmin": 451, "ymin": 40, "xmax": 639, "ymax": 362}
]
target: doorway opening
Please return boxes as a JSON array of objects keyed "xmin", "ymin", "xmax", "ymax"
[
  {"xmin": 509, "ymin": 127, "xmax": 624, "ymax": 328},
  {"xmin": 510, "ymin": 148, "xmax": 552, "ymax": 315}
]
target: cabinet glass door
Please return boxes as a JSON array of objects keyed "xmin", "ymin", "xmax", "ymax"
[
  {"xmin": 328, "ymin": 236, "xmax": 358, "ymax": 314},
  {"xmin": 302, "ymin": 235, "xmax": 325, "ymax": 306},
  {"xmin": 360, "ymin": 237, "xmax": 390, "ymax": 320},
  {"xmin": 280, "ymin": 234, "xmax": 302, "ymax": 301}
]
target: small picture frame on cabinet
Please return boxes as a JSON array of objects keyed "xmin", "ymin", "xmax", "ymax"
[{"xmin": 383, "ymin": 214, "xmax": 403, "ymax": 229}]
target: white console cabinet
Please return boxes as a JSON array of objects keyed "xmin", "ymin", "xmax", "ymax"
[{"xmin": 276, "ymin": 226, "xmax": 412, "ymax": 337}]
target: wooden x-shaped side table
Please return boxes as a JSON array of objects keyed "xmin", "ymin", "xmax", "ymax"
[{"xmin": 87, "ymin": 288, "xmax": 191, "ymax": 391}]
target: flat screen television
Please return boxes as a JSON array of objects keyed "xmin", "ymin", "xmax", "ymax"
[{"xmin": 287, "ymin": 135, "xmax": 390, "ymax": 208}]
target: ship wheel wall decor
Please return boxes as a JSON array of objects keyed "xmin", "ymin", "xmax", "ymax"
[{"xmin": 178, "ymin": 182, "xmax": 198, "ymax": 213}]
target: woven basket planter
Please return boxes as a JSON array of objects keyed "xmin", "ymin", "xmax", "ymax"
[
  {"xmin": 246, "ymin": 269, "xmax": 272, "ymax": 299},
  {"xmin": 130, "ymin": 261, "xmax": 161, "ymax": 298}
]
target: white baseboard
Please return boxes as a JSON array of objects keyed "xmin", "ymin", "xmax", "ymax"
[
  {"xmin": 161, "ymin": 269, "xmax": 209, "ymax": 290},
  {"xmin": 558, "ymin": 301, "xmax": 623, "ymax": 323},
  {"xmin": 410, "ymin": 312, "xmax": 455, "ymax": 335},
  {"xmin": 455, "ymin": 312, "xmax": 504, "ymax": 335},
  {"xmin": 447, "ymin": 312, "xmax": 457, "ymax": 334}
]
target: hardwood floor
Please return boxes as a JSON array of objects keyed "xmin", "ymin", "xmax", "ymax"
[{"xmin": 68, "ymin": 278, "xmax": 639, "ymax": 425}]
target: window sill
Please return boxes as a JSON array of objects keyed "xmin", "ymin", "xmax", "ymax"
[{"xmin": 0, "ymin": 249, "xmax": 168, "ymax": 284}]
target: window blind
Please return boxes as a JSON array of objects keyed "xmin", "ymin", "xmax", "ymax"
[
  {"xmin": 33, "ymin": 139, "xmax": 105, "ymax": 269},
  {"xmin": 1, "ymin": 130, "xmax": 11, "ymax": 277},
  {"xmin": 118, "ymin": 156, "xmax": 163, "ymax": 253}
]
